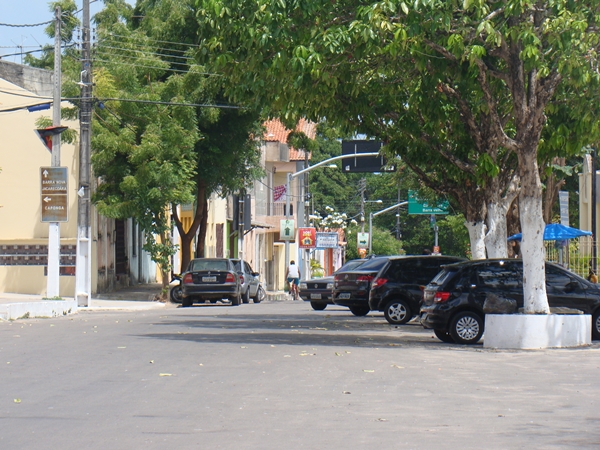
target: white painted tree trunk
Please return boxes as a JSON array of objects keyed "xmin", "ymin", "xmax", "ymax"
[
  {"xmin": 484, "ymin": 202, "xmax": 509, "ymax": 258},
  {"xmin": 465, "ymin": 221, "xmax": 487, "ymax": 260},
  {"xmin": 519, "ymin": 195, "xmax": 550, "ymax": 314}
]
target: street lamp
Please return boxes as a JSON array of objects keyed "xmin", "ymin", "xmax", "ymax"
[
  {"xmin": 284, "ymin": 152, "xmax": 380, "ymax": 272},
  {"xmin": 369, "ymin": 201, "xmax": 408, "ymax": 254}
]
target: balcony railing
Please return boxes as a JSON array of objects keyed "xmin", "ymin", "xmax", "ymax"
[{"xmin": 255, "ymin": 201, "xmax": 293, "ymax": 218}]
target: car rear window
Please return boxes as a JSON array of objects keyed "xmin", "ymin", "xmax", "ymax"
[
  {"xmin": 429, "ymin": 268, "xmax": 459, "ymax": 286},
  {"xmin": 352, "ymin": 257, "xmax": 388, "ymax": 271},
  {"xmin": 336, "ymin": 260, "xmax": 367, "ymax": 273},
  {"xmin": 190, "ymin": 260, "xmax": 229, "ymax": 271}
]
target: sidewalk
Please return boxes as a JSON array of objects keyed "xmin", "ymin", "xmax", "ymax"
[
  {"xmin": 0, "ymin": 284, "xmax": 167, "ymax": 320},
  {"xmin": 0, "ymin": 285, "xmax": 292, "ymax": 320}
]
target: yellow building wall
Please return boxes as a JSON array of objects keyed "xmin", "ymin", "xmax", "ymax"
[{"xmin": 0, "ymin": 79, "xmax": 79, "ymax": 296}]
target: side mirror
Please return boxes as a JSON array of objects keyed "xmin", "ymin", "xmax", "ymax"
[{"xmin": 253, "ymin": 272, "xmax": 260, "ymax": 277}]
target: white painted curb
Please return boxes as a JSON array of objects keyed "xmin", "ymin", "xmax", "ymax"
[{"xmin": 0, "ymin": 300, "xmax": 78, "ymax": 321}]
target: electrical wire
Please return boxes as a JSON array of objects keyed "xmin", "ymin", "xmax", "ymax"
[
  {"xmin": 106, "ymin": 33, "xmax": 200, "ymax": 50},
  {"xmin": 96, "ymin": 44, "xmax": 195, "ymax": 61},
  {"xmin": 92, "ymin": 58, "xmax": 192, "ymax": 74},
  {"xmin": 0, "ymin": 20, "xmax": 53, "ymax": 28},
  {"xmin": 94, "ymin": 50, "xmax": 193, "ymax": 69},
  {"xmin": 99, "ymin": 97, "xmax": 241, "ymax": 109}
]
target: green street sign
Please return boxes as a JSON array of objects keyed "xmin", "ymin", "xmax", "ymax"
[{"xmin": 408, "ymin": 190, "xmax": 449, "ymax": 215}]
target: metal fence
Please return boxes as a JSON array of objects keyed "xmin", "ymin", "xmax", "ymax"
[{"xmin": 544, "ymin": 236, "xmax": 596, "ymax": 279}]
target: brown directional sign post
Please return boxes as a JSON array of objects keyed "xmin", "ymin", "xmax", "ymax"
[{"xmin": 41, "ymin": 167, "xmax": 68, "ymax": 222}]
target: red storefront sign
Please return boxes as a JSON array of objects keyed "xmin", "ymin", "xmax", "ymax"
[{"xmin": 298, "ymin": 227, "xmax": 317, "ymax": 249}]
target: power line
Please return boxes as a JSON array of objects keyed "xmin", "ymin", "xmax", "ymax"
[
  {"xmin": 0, "ymin": 20, "xmax": 53, "ymax": 28},
  {"xmin": 106, "ymin": 33, "xmax": 200, "ymax": 49},
  {"xmin": 99, "ymin": 97, "xmax": 242, "ymax": 109},
  {"xmin": 92, "ymin": 58, "xmax": 192, "ymax": 74}
]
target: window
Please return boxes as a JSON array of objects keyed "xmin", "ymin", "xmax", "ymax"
[{"xmin": 476, "ymin": 262, "xmax": 522, "ymax": 289}]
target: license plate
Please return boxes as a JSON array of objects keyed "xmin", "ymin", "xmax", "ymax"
[
  {"xmin": 339, "ymin": 293, "xmax": 351, "ymax": 299},
  {"xmin": 202, "ymin": 276, "xmax": 217, "ymax": 282},
  {"xmin": 310, "ymin": 293, "xmax": 322, "ymax": 300}
]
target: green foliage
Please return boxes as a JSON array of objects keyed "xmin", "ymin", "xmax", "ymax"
[
  {"xmin": 309, "ymin": 259, "xmax": 324, "ymax": 278},
  {"xmin": 197, "ymin": 0, "xmax": 600, "ymax": 245},
  {"xmin": 344, "ymin": 224, "xmax": 403, "ymax": 260}
]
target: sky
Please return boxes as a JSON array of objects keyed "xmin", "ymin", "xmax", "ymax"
[{"xmin": 0, "ymin": 0, "xmax": 130, "ymax": 64}]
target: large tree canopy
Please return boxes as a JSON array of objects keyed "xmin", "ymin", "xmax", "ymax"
[{"xmin": 199, "ymin": 0, "xmax": 600, "ymax": 313}]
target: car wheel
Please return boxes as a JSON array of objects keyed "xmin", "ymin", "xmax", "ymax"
[
  {"xmin": 384, "ymin": 299, "xmax": 412, "ymax": 325},
  {"xmin": 349, "ymin": 305, "xmax": 370, "ymax": 316},
  {"xmin": 310, "ymin": 302, "xmax": 327, "ymax": 311},
  {"xmin": 231, "ymin": 294, "xmax": 241, "ymax": 306},
  {"xmin": 592, "ymin": 310, "xmax": 600, "ymax": 340},
  {"xmin": 242, "ymin": 289, "xmax": 250, "ymax": 304},
  {"xmin": 449, "ymin": 311, "xmax": 484, "ymax": 345},
  {"xmin": 182, "ymin": 297, "xmax": 193, "ymax": 308},
  {"xmin": 253, "ymin": 286, "xmax": 265, "ymax": 303},
  {"xmin": 433, "ymin": 329, "xmax": 455, "ymax": 343},
  {"xmin": 169, "ymin": 285, "xmax": 183, "ymax": 303}
]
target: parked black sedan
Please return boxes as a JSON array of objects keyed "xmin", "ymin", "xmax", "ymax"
[
  {"xmin": 332, "ymin": 256, "xmax": 391, "ymax": 316},
  {"xmin": 299, "ymin": 259, "xmax": 367, "ymax": 310},
  {"xmin": 181, "ymin": 258, "xmax": 242, "ymax": 307},
  {"xmin": 420, "ymin": 259, "xmax": 600, "ymax": 345}
]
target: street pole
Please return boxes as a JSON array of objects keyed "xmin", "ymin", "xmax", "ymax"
[
  {"xmin": 360, "ymin": 178, "xmax": 366, "ymax": 233},
  {"xmin": 47, "ymin": 6, "xmax": 62, "ymax": 298},
  {"xmin": 283, "ymin": 153, "xmax": 380, "ymax": 272},
  {"xmin": 592, "ymin": 147, "xmax": 597, "ymax": 273},
  {"xmin": 76, "ymin": 0, "xmax": 92, "ymax": 306},
  {"xmin": 285, "ymin": 171, "xmax": 292, "ymax": 273},
  {"xmin": 369, "ymin": 201, "xmax": 408, "ymax": 254}
]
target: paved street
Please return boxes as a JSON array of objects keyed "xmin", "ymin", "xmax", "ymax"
[{"xmin": 0, "ymin": 300, "xmax": 599, "ymax": 449}]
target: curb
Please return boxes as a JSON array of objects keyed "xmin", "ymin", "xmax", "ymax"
[{"xmin": 0, "ymin": 300, "xmax": 77, "ymax": 321}]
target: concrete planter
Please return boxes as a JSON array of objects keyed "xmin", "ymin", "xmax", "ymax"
[{"xmin": 484, "ymin": 313, "xmax": 591, "ymax": 349}]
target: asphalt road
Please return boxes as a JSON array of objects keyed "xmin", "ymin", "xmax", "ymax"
[{"xmin": 0, "ymin": 300, "xmax": 599, "ymax": 450}]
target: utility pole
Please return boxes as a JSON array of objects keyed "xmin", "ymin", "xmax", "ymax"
[
  {"xmin": 396, "ymin": 187, "xmax": 401, "ymax": 240},
  {"xmin": 592, "ymin": 147, "xmax": 597, "ymax": 274},
  {"xmin": 75, "ymin": 0, "xmax": 92, "ymax": 306},
  {"xmin": 47, "ymin": 6, "xmax": 62, "ymax": 298},
  {"xmin": 359, "ymin": 178, "xmax": 366, "ymax": 232}
]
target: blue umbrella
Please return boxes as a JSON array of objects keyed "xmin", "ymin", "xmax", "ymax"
[{"xmin": 507, "ymin": 223, "xmax": 593, "ymax": 241}]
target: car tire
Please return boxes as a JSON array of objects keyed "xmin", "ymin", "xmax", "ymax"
[
  {"xmin": 592, "ymin": 310, "xmax": 600, "ymax": 340},
  {"xmin": 242, "ymin": 289, "xmax": 250, "ymax": 304},
  {"xmin": 349, "ymin": 305, "xmax": 370, "ymax": 316},
  {"xmin": 310, "ymin": 302, "xmax": 327, "ymax": 311},
  {"xmin": 253, "ymin": 286, "xmax": 265, "ymax": 303},
  {"xmin": 449, "ymin": 311, "xmax": 484, "ymax": 345},
  {"xmin": 383, "ymin": 299, "xmax": 412, "ymax": 325},
  {"xmin": 231, "ymin": 294, "xmax": 241, "ymax": 306},
  {"xmin": 433, "ymin": 329, "xmax": 455, "ymax": 343},
  {"xmin": 182, "ymin": 297, "xmax": 193, "ymax": 308},
  {"xmin": 169, "ymin": 285, "xmax": 183, "ymax": 303}
]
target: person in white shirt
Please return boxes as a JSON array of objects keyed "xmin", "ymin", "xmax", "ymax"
[{"xmin": 286, "ymin": 260, "xmax": 301, "ymax": 300}]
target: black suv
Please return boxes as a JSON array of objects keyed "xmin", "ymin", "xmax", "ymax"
[
  {"xmin": 420, "ymin": 259, "xmax": 600, "ymax": 345},
  {"xmin": 369, "ymin": 255, "xmax": 467, "ymax": 325}
]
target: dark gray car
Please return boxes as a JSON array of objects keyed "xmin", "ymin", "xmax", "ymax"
[
  {"xmin": 299, "ymin": 259, "xmax": 367, "ymax": 310},
  {"xmin": 181, "ymin": 258, "xmax": 242, "ymax": 307}
]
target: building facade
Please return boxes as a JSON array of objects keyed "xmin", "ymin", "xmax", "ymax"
[{"xmin": 0, "ymin": 62, "xmax": 155, "ymax": 296}]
